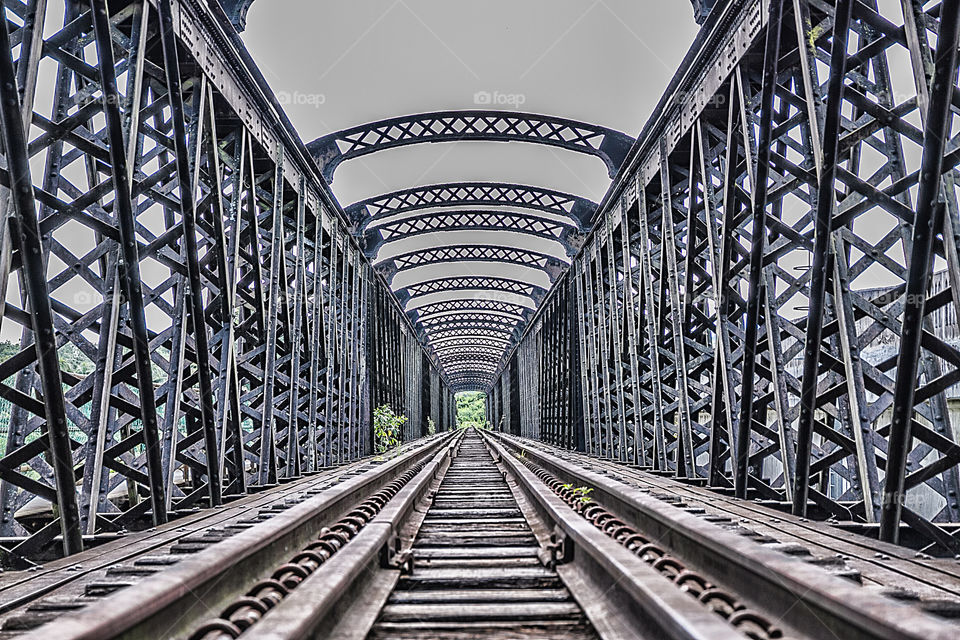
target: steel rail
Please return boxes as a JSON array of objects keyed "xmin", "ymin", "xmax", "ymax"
[
  {"xmin": 0, "ymin": 442, "xmax": 430, "ymax": 623},
  {"xmin": 513, "ymin": 437, "xmax": 960, "ymax": 605},
  {"xmin": 482, "ymin": 432, "xmax": 754, "ymax": 640},
  {"xmin": 225, "ymin": 433, "xmax": 464, "ymax": 639},
  {"xmin": 487, "ymin": 431, "xmax": 960, "ymax": 640},
  {"xmin": 15, "ymin": 432, "xmax": 457, "ymax": 640}
]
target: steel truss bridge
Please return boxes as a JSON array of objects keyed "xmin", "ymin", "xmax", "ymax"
[{"xmin": 1, "ymin": 0, "xmax": 960, "ymax": 637}]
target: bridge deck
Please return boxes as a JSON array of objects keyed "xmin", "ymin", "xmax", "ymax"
[{"xmin": 0, "ymin": 430, "xmax": 957, "ymax": 639}]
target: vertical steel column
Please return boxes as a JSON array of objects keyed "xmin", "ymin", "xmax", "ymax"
[
  {"xmin": 89, "ymin": 0, "xmax": 167, "ymax": 523},
  {"xmin": 258, "ymin": 151, "xmax": 285, "ymax": 484},
  {"xmin": 157, "ymin": 0, "xmax": 221, "ymax": 505},
  {"xmin": 880, "ymin": 0, "xmax": 960, "ymax": 543},
  {"xmin": 0, "ymin": 2, "xmax": 81, "ymax": 555},
  {"xmin": 792, "ymin": 0, "xmax": 853, "ymax": 516},
  {"xmin": 567, "ymin": 276, "xmax": 587, "ymax": 451},
  {"xmin": 734, "ymin": 0, "xmax": 784, "ymax": 498}
]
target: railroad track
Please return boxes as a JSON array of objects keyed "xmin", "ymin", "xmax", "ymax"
[
  {"xmin": 493, "ymin": 432, "xmax": 960, "ymax": 605},
  {"xmin": 2, "ymin": 428, "xmax": 960, "ymax": 639},
  {"xmin": 366, "ymin": 429, "xmax": 597, "ymax": 639}
]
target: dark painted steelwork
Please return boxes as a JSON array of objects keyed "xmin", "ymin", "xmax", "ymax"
[
  {"xmin": 490, "ymin": 0, "xmax": 960, "ymax": 555},
  {"xmin": 375, "ymin": 245, "xmax": 568, "ymax": 282},
  {"xmin": 0, "ymin": 0, "xmax": 451, "ymax": 560},
  {"xmin": 90, "ymin": 0, "xmax": 168, "ymax": 526},
  {"xmin": 308, "ymin": 111, "xmax": 635, "ymax": 182},
  {"xmin": 345, "ymin": 182, "xmax": 598, "ymax": 228},
  {"xmin": 363, "ymin": 209, "xmax": 585, "ymax": 259},
  {"xmin": 0, "ymin": 4, "xmax": 81, "ymax": 556},
  {"xmin": 793, "ymin": 0, "xmax": 854, "ymax": 517},
  {"xmin": 880, "ymin": 0, "xmax": 960, "ymax": 545}
]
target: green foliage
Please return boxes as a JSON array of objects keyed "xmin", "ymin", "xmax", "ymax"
[
  {"xmin": 560, "ymin": 483, "xmax": 593, "ymax": 503},
  {"xmin": 374, "ymin": 404, "xmax": 406, "ymax": 454},
  {"xmin": 572, "ymin": 486, "xmax": 593, "ymax": 503},
  {"xmin": 0, "ymin": 339, "xmax": 94, "ymax": 382},
  {"xmin": 427, "ymin": 416, "xmax": 436, "ymax": 436},
  {"xmin": 456, "ymin": 391, "xmax": 486, "ymax": 429}
]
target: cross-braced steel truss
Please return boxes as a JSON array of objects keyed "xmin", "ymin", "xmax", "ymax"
[
  {"xmin": 0, "ymin": 0, "xmax": 453, "ymax": 561},
  {"xmin": 347, "ymin": 179, "xmax": 598, "ymax": 384},
  {"xmin": 491, "ymin": 0, "xmax": 960, "ymax": 555}
]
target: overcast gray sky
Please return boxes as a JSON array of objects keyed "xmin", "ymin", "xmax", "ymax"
[{"xmin": 242, "ymin": 1, "xmax": 700, "ymax": 206}]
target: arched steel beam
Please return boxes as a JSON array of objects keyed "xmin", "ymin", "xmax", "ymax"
[
  {"xmin": 408, "ymin": 290, "xmax": 536, "ymax": 312},
  {"xmin": 445, "ymin": 366, "xmax": 499, "ymax": 378},
  {"xmin": 419, "ymin": 308, "xmax": 525, "ymax": 328},
  {"xmin": 449, "ymin": 372, "xmax": 496, "ymax": 381},
  {"xmin": 410, "ymin": 299, "xmax": 531, "ymax": 324},
  {"xmin": 429, "ymin": 330, "xmax": 513, "ymax": 349},
  {"xmin": 364, "ymin": 210, "xmax": 585, "ymax": 259},
  {"xmin": 448, "ymin": 375, "xmax": 493, "ymax": 388},
  {"xmin": 445, "ymin": 368, "xmax": 497, "ymax": 380},
  {"xmin": 423, "ymin": 319, "xmax": 519, "ymax": 346},
  {"xmin": 437, "ymin": 351, "xmax": 503, "ymax": 365},
  {"xmin": 448, "ymin": 370, "xmax": 494, "ymax": 380},
  {"xmin": 374, "ymin": 245, "xmax": 568, "ymax": 282},
  {"xmin": 397, "ymin": 275, "xmax": 546, "ymax": 305},
  {"xmin": 308, "ymin": 111, "xmax": 635, "ymax": 182},
  {"xmin": 425, "ymin": 321, "xmax": 518, "ymax": 340},
  {"xmin": 441, "ymin": 362, "xmax": 502, "ymax": 375},
  {"xmin": 430, "ymin": 337, "xmax": 511, "ymax": 353},
  {"xmin": 443, "ymin": 358, "xmax": 500, "ymax": 370},
  {"xmin": 422, "ymin": 313, "xmax": 519, "ymax": 331},
  {"xmin": 434, "ymin": 344, "xmax": 505, "ymax": 360},
  {"xmin": 345, "ymin": 182, "xmax": 598, "ymax": 229}
]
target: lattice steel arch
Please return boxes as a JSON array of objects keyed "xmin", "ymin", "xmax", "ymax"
[
  {"xmin": 375, "ymin": 245, "xmax": 568, "ymax": 282},
  {"xmin": 438, "ymin": 351, "xmax": 503, "ymax": 366},
  {"xmin": 442, "ymin": 367, "xmax": 501, "ymax": 380},
  {"xmin": 308, "ymin": 111, "xmax": 635, "ymax": 182},
  {"xmin": 410, "ymin": 299, "xmax": 532, "ymax": 323},
  {"xmin": 345, "ymin": 182, "xmax": 598, "ymax": 228},
  {"xmin": 397, "ymin": 276, "xmax": 546, "ymax": 305},
  {"xmin": 429, "ymin": 331, "xmax": 515, "ymax": 351},
  {"xmin": 434, "ymin": 343, "xmax": 506, "ymax": 359},
  {"xmin": 364, "ymin": 210, "xmax": 585, "ymax": 259},
  {"xmin": 426, "ymin": 322, "xmax": 518, "ymax": 340},
  {"xmin": 422, "ymin": 313, "xmax": 520, "ymax": 331}
]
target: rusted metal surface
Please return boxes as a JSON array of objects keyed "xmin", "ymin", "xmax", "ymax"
[
  {"xmin": 6, "ymin": 434, "xmax": 453, "ymax": 639},
  {"xmin": 186, "ymin": 464, "xmax": 428, "ymax": 638},
  {"xmin": 489, "ymin": 431, "xmax": 960, "ymax": 640},
  {"xmin": 0, "ymin": 451, "xmax": 379, "ymax": 629}
]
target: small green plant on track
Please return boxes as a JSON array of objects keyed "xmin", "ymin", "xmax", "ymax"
[
  {"xmin": 572, "ymin": 486, "xmax": 593, "ymax": 503},
  {"xmin": 427, "ymin": 416, "xmax": 436, "ymax": 436},
  {"xmin": 374, "ymin": 404, "xmax": 406, "ymax": 456}
]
